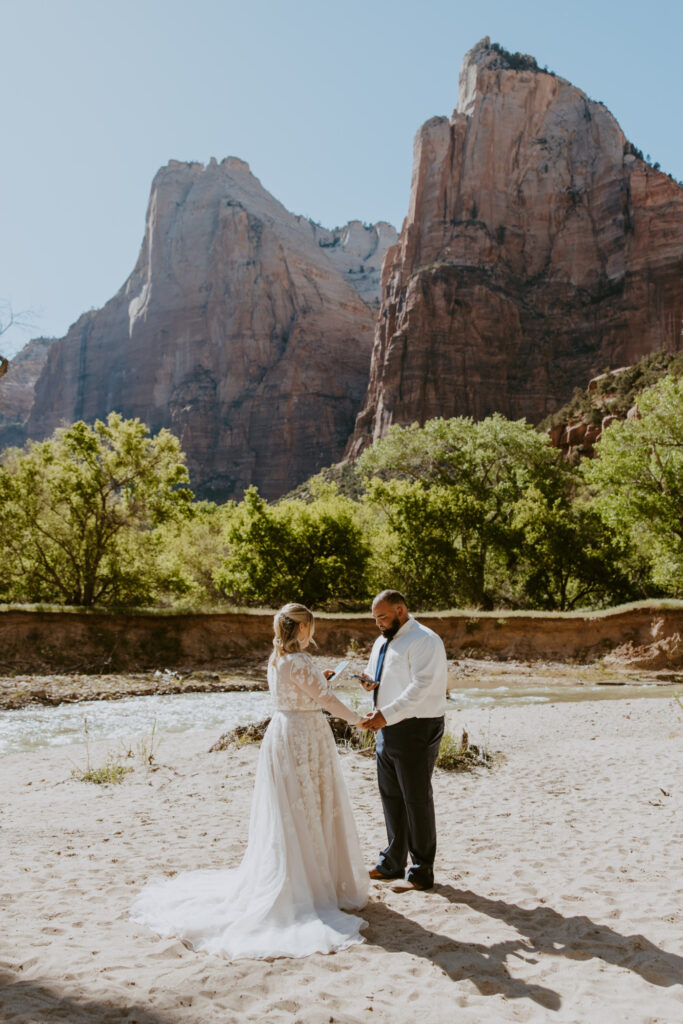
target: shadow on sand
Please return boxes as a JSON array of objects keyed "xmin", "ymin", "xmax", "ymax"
[
  {"xmin": 0, "ymin": 969, "xmax": 180, "ymax": 1024},
  {"xmin": 363, "ymin": 884, "xmax": 683, "ymax": 1011}
]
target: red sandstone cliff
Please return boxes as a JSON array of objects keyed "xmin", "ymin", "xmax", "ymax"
[
  {"xmin": 23, "ymin": 159, "xmax": 396, "ymax": 500},
  {"xmin": 348, "ymin": 38, "xmax": 683, "ymax": 454}
]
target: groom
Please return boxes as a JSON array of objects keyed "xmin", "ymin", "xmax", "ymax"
[{"xmin": 359, "ymin": 589, "xmax": 447, "ymax": 891}]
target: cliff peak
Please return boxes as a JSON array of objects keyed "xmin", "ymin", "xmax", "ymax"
[
  {"xmin": 465, "ymin": 37, "xmax": 547, "ymax": 74},
  {"xmin": 349, "ymin": 39, "xmax": 683, "ymax": 455},
  {"xmin": 20, "ymin": 156, "xmax": 396, "ymax": 500},
  {"xmin": 458, "ymin": 37, "xmax": 567, "ymax": 116}
]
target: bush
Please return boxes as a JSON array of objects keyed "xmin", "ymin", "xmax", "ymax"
[{"xmin": 215, "ymin": 482, "xmax": 371, "ymax": 609}]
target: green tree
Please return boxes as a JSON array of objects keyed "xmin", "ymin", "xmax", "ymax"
[
  {"xmin": 359, "ymin": 414, "xmax": 564, "ymax": 608},
  {"xmin": 582, "ymin": 375, "xmax": 683, "ymax": 595},
  {"xmin": 358, "ymin": 413, "xmax": 642, "ymax": 610},
  {"xmin": 156, "ymin": 500, "xmax": 234, "ymax": 606},
  {"xmin": 363, "ymin": 478, "xmax": 489, "ymax": 608},
  {"xmin": 0, "ymin": 413, "xmax": 193, "ymax": 605},
  {"xmin": 215, "ymin": 483, "xmax": 371, "ymax": 608},
  {"xmin": 509, "ymin": 487, "xmax": 637, "ymax": 609}
]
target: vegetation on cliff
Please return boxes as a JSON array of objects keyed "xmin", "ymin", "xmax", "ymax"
[{"xmin": 540, "ymin": 349, "xmax": 683, "ymax": 431}]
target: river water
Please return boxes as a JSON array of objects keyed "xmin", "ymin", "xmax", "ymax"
[
  {"xmin": 0, "ymin": 682, "xmax": 678, "ymax": 758},
  {"xmin": 0, "ymin": 691, "xmax": 273, "ymax": 758}
]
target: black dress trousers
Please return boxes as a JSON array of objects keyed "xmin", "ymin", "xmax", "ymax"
[{"xmin": 375, "ymin": 715, "xmax": 445, "ymax": 887}]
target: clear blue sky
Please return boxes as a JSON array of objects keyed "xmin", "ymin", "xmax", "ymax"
[{"xmin": 1, "ymin": 0, "xmax": 681, "ymax": 356}]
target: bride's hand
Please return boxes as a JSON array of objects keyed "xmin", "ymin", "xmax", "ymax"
[{"xmin": 359, "ymin": 711, "xmax": 386, "ymax": 732}]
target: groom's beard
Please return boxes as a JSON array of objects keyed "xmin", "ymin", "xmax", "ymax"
[{"xmin": 381, "ymin": 615, "xmax": 401, "ymax": 639}]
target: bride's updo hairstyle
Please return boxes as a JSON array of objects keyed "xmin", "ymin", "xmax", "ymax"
[{"xmin": 271, "ymin": 603, "xmax": 315, "ymax": 662}]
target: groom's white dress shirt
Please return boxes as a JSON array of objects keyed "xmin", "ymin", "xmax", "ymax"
[{"xmin": 365, "ymin": 615, "xmax": 448, "ymax": 727}]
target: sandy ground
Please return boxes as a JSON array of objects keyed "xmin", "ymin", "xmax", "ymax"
[{"xmin": 1, "ymin": 697, "xmax": 682, "ymax": 1024}]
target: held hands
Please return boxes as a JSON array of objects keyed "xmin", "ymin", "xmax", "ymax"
[
  {"xmin": 352, "ymin": 673, "xmax": 385, "ymax": 731},
  {"xmin": 357, "ymin": 710, "xmax": 386, "ymax": 732}
]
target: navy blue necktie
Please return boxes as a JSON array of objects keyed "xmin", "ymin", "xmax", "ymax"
[{"xmin": 373, "ymin": 638, "xmax": 390, "ymax": 708}]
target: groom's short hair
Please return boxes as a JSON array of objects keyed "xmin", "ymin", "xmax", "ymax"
[{"xmin": 373, "ymin": 589, "xmax": 408, "ymax": 608}]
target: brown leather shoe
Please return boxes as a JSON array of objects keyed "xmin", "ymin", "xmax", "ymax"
[
  {"xmin": 390, "ymin": 879, "xmax": 431, "ymax": 892},
  {"xmin": 368, "ymin": 868, "xmax": 403, "ymax": 881}
]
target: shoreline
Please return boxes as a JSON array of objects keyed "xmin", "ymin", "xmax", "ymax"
[{"xmin": 1, "ymin": 654, "xmax": 681, "ymax": 712}]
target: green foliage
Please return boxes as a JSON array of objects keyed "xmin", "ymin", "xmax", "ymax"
[
  {"xmin": 359, "ymin": 413, "xmax": 642, "ymax": 610},
  {"xmin": 541, "ymin": 349, "xmax": 683, "ymax": 432},
  {"xmin": 72, "ymin": 758, "xmax": 133, "ymax": 784},
  {"xmin": 3, "ymin": 374, "xmax": 678, "ymax": 614},
  {"xmin": 510, "ymin": 487, "xmax": 637, "ymax": 609},
  {"xmin": 360, "ymin": 415, "xmax": 566, "ymax": 608},
  {"xmin": 436, "ymin": 729, "xmax": 494, "ymax": 772},
  {"xmin": 284, "ymin": 459, "xmax": 365, "ymax": 501},
  {"xmin": 364, "ymin": 477, "xmax": 491, "ymax": 608},
  {"xmin": 156, "ymin": 500, "xmax": 233, "ymax": 605},
  {"xmin": 215, "ymin": 481, "xmax": 371, "ymax": 609},
  {"xmin": 489, "ymin": 41, "xmax": 546, "ymax": 74},
  {"xmin": 0, "ymin": 413, "xmax": 193, "ymax": 606},
  {"xmin": 583, "ymin": 376, "xmax": 683, "ymax": 595}
]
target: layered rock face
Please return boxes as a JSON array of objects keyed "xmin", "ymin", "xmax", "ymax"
[
  {"xmin": 0, "ymin": 337, "xmax": 54, "ymax": 448},
  {"xmin": 349, "ymin": 38, "xmax": 683, "ymax": 453},
  {"xmin": 25, "ymin": 159, "xmax": 394, "ymax": 500}
]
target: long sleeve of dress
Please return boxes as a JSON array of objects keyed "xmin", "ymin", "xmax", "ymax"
[{"xmin": 290, "ymin": 656, "xmax": 360, "ymax": 726}]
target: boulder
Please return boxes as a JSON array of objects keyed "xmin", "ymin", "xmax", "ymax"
[{"xmin": 565, "ymin": 422, "xmax": 587, "ymax": 446}]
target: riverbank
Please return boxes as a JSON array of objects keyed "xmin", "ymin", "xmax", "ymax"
[
  {"xmin": 1, "ymin": 602, "xmax": 682, "ymax": 673},
  {"xmin": 0, "ymin": 668, "xmax": 267, "ymax": 711},
  {"xmin": 1, "ymin": 698, "xmax": 681, "ymax": 1024}
]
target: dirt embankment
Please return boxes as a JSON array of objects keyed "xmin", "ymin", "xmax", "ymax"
[{"xmin": 1, "ymin": 605, "xmax": 682, "ymax": 674}]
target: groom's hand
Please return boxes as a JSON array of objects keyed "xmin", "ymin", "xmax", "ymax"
[
  {"xmin": 356, "ymin": 673, "xmax": 379, "ymax": 692},
  {"xmin": 360, "ymin": 711, "xmax": 386, "ymax": 732}
]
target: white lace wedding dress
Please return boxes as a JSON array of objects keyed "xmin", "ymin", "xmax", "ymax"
[{"xmin": 131, "ymin": 652, "xmax": 369, "ymax": 960}]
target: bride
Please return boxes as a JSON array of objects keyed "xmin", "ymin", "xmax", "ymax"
[{"xmin": 131, "ymin": 603, "xmax": 369, "ymax": 960}]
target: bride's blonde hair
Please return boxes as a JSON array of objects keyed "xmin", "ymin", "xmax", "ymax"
[{"xmin": 271, "ymin": 603, "xmax": 315, "ymax": 662}]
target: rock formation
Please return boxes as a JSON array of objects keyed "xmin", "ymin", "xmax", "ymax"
[
  {"xmin": 544, "ymin": 349, "xmax": 683, "ymax": 461},
  {"xmin": 348, "ymin": 38, "xmax": 683, "ymax": 454},
  {"xmin": 22, "ymin": 159, "xmax": 395, "ymax": 500},
  {"xmin": 302, "ymin": 219, "xmax": 397, "ymax": 310},
  {"xmin": 0, "ymin": 337, "xmax": 54, "ymax": 448}
]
